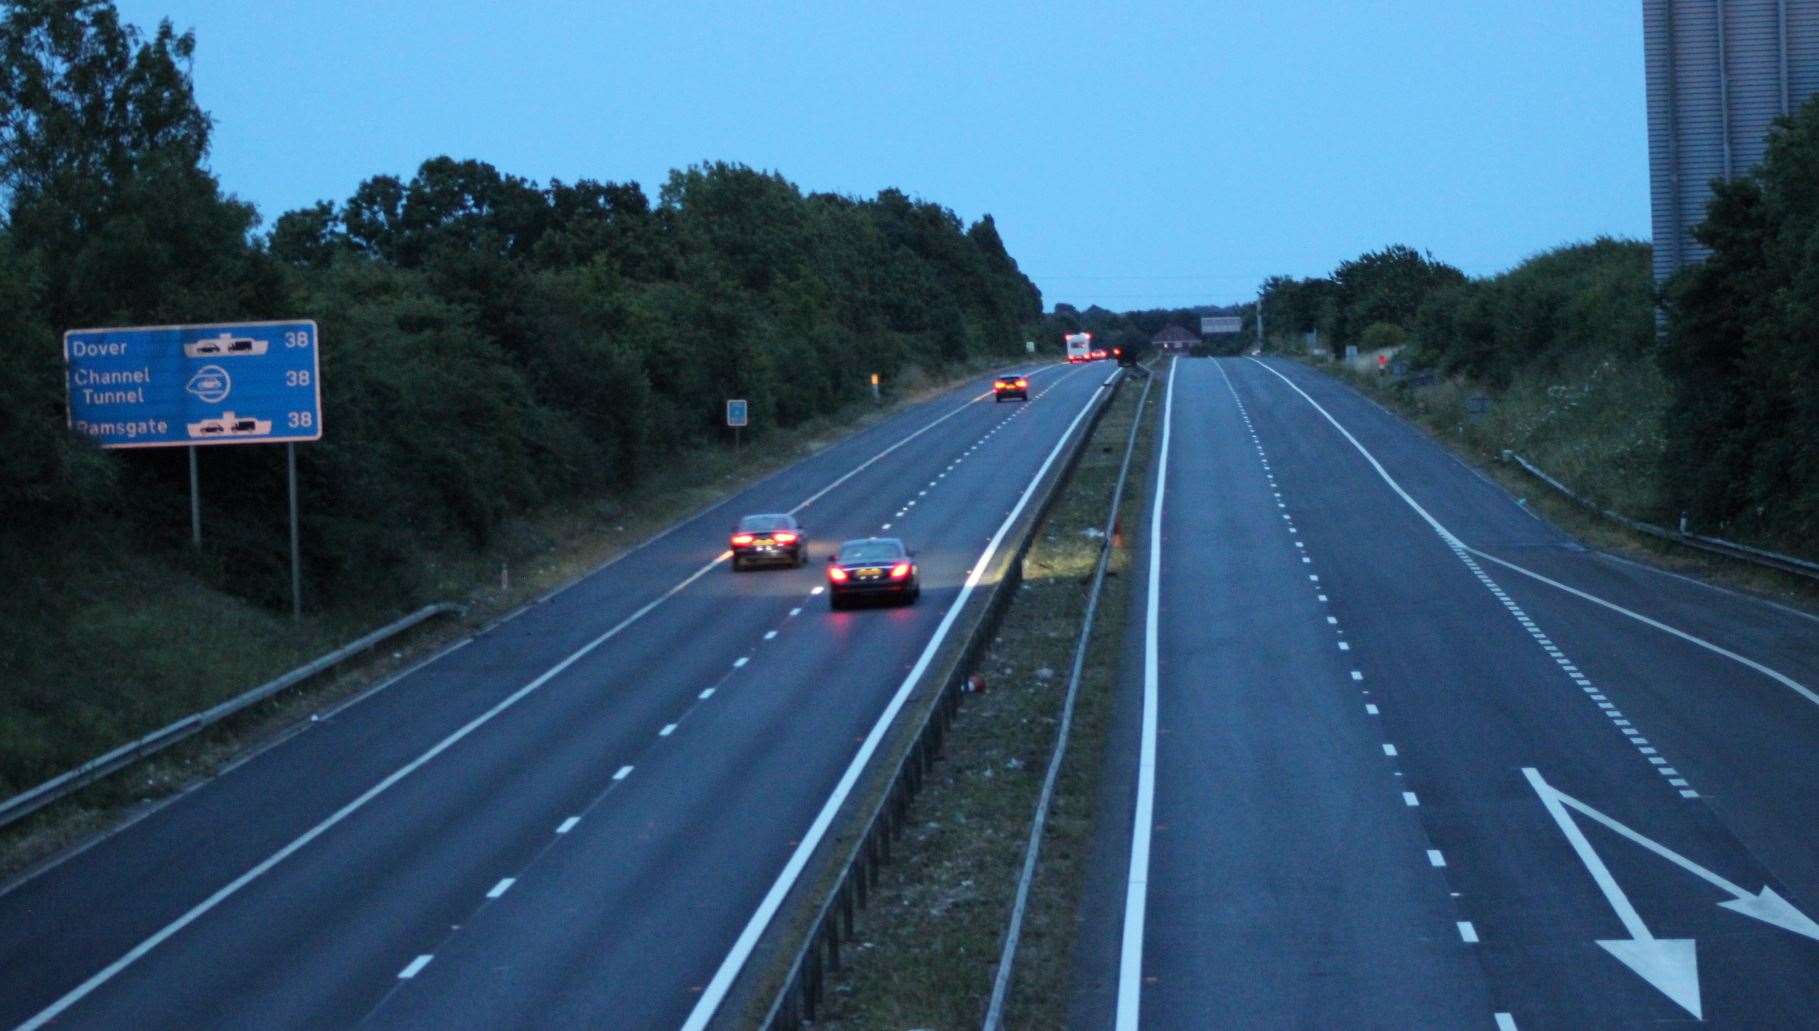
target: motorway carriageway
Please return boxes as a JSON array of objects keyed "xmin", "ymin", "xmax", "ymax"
[
  {"xmin": 0, "ymin": 360, "xmax": 1110, "ymax": 1029},
  {"xmin": 1076, "ymin": 357, "xmax": 1819, "ymax": 1028}
]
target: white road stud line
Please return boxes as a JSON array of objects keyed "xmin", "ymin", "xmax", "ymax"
[
  {"xmin": 763, "ymin": 630, "xmax": 777, "ymax": 641},
  {"xmin": 684, "ymin": 372, "xmax": 1113, "ymax": 1031},
  {"xmin": 556, "ymin": 817, "xmax": 579, "ymax": 834},
  {"xmin": 788, "ymin": 607, "xmax": 801, "ymax": 617},
  {"xmin": 1115, "ymin": 357, "xmax": 1176, "ymax": 1031},
  {"xmin": 398, "ymin": 955, "xmax": 433, "ymax": 979},
  {"xmin": 486, "ymin": 878, "xmax": 515, "ymax": 899},
  {"xmin": 732, "ymin": 657, "xmax": 749, "ymax": 669},
  {"xmin": 1247, "ymin": 357, "xmax": 1816, "ymax": 714}
]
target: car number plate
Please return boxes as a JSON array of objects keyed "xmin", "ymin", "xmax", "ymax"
[{"xmin": 859, "ymin": 567, "xmax": 883, "ymax": 579}]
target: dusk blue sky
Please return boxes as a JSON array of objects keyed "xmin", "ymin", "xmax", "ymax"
[{"xmin": 114, "ymin": 1, "xmax": 1650, "ymax": 311}]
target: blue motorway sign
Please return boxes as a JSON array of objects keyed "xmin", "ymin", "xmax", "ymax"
[
  {"xmin": 726, "ymin": 398, "xmax": 749, "ymax": 428},
  {"xmin": 64, "ymin": 320, "xmax": 322, "ymax": 449}
]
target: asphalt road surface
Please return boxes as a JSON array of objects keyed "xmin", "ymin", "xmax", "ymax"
[
  {"xmin": 0, "ymin": 361, "xmax": 1112, "ymax": 1029},
  {"xmin": 1077, "ymin": 356, "xmax": 1819, "ymax": 1029}
]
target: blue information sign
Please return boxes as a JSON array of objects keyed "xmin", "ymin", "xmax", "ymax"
[
  {"xmin": 726, "ymin": 399, "xmax": 749, "ymax": 428},
  {"xmin": 64, "ymin": 320, "xmax": 322, "ymax": 449}
]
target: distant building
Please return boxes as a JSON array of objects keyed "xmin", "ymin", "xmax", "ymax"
[
  {"xmin": 1152, "ymin": 325, "xmax": 1198, "ymax": 354},
  {"xmin": 1644, "ymin": 0, "xmax": 1819, "ymax": 286}
]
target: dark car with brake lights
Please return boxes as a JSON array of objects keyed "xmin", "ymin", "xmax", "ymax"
[
  {"xmin": 825, "ymin": 537, "xmax": 919, "ymax": 609},
  {"xmin": 730, "ymin": 513, "xmax": 807, "ymax": 570},
  {"xmin": 993, "ymin": 373, "xmax": 1029, "ymax": 402}
]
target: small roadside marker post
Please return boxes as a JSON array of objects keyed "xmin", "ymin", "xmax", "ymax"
[
  {"xmin": 726, "ymin": 398, "xmax": 748, "ymax": 451},
  {"xmin": 870, "ymin": 372, "xmax": 881, "ymax": 404}
]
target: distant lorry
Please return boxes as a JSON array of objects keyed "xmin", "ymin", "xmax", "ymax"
[{"xmin": 1065, "ymin": 332, "xmax": 1093, "ymax": 363}]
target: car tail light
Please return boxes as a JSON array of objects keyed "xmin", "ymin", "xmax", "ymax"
[
  {"xmin": 889, "ymin": 561, "xmax": 912, "ymax": 580},
  {"xmin": 827, "ymin": 565, "xmax": 850, "ymax": 582},
  {"xmin": 731, "ymin": 533, "xmax": 755, "ymax": 546},
  {"xmin": 1016, "ymin": 378, "xmax": 1027, "ymax": 387},
  {"xmin": 773, "ymin": 531, "xmax": 798, "ymax": 544}
]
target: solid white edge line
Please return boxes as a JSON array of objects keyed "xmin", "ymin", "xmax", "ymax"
[
  {"xmin": 681, "ymin": 373, "xmax": 1113, "ymax": 1031},
  {"xmin": 18, "ymin": 367, "xmax": 1087, "ymax": 1030},
  {"xmin": 1115, "ymin": 357, "xmax": 1176, "ymax": 1031},
  {"xmin": 788, "ymin": 362, "xmax": 1083, "ymax": 516},
  {"xmin": 17, "ymin": 549, "xmax": 724, "ymax": 1031},
  {"xmin": 1245, "ymin": 357, "xmax": 1816, "ymax": 711},
  {"xmin": 1468, "ymin": 547, "xmax": 1819, "ymax": 708}
]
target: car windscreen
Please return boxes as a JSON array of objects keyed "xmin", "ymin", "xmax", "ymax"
[
  {"xmin": 738, "ymin": 514, "xmax": 792, "ymax": 532},
  {"xmin": 838, "ymin": 541, "xmax": 902, "ymax": 564}
]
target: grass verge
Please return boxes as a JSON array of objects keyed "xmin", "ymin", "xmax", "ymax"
[
  {"xmin": 0, "ymin": 356, "xmax": 1019, "ymax": 887},
  {"xmin": 808, "ymin": 364, "xmax": 1161, "ymax": 1028}
]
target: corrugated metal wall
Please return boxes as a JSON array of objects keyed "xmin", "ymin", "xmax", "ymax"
[{"xmin": 1644, "ymin": 0, "xmax": 1819, "ymax": 285}]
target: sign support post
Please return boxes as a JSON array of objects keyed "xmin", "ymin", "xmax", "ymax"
[
  {"xmin": 62, "ymin": 318, "xmax": 322, "ymax": 614},
  {"xmin": 726, "ymin": 398, "xmax": 749, "ymax": 452},
  {"xmin": 288, "ymin": 442, "xmax": 302, "ymax": 620},
  {"xmin": 188, "ymin": 446, "xmax": 202, "ymax": 548}
]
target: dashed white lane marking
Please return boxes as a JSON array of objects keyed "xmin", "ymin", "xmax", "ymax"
[
  {"xmin": 1449, "ymin": 546, "xmax": 1695, "ymax": 794},
  {"xmin": 556, "ymin": 817, "xmax": 580, "ymax": 834},
  {"xmin": 1248, "ymin": 358, "xmax": 1814, "ymax": 799},
  {"xmin": 1326, "ymin": 615, "xmax": 1336, "ymax": 623},
  {"xmin": 810, "ymin": 586, "xmax": 825, "ymax": 596},
  {"xmin": 1317, "ymin": 594, "xmax": 1328, "ymax": 602},
  {"xmin": 695, "ymin": 366, "xmax": 1111, "ymax": 1031},
  {"xmin": 398, "ymin": 955, "xmax": 433, "ymax": 979},
  {"xmin": 487, "ymin": 878, "xmax": 515, "ymax": 899},
  {"xmin": 659, "ymin": 723, "xmax": 677, "ymax": 737},
  {"xmin": 881, "ymin": 522, "xmax": 892, "ymax": 530},
  {"xmin": 1337, "ymin": 641, "xmax": 1350, "ymax": 650},
  {"xmin": 1495, "ymin": 1013, "xmax": 1519, "ymax": 1031},
  {"xmin": 1366, "ymin": 703, "xmax": 1380, "ymax": 715},
  {"xmin": 1457, "ymin": 921, "xmax": 1479, "ymax": 943},
  {"xmin": 732, "ymin": 657, "xmax": 749, "ymax": 669},
  {"xmin": 613, "ymin": 765, "xmax": 634, "ymax": 781},
  {"xmin": 788, "ymin": 607, "xmax": 801, "ymax": 617},
  {"xmin": 762, "ymin": 630, "xmax": 777, "ymax": 641},
  {"xmin": 1403, "ymin": 792, "xmax": 1420, "ymax": 807},
  {"xmin": 1427, "ymin": 849, "xmax": 1446, "ymax": 867},
  {"xmin": 698, "ymin": 688, "xmax": 715, "ymax": 700},
  {"xmin": 1350, "ymin": 671, "xmax": 1363, "ymax": 681},
  {"xmin": 1382, "ymin": 743, "xmax": 1398, "ymax": 757}
]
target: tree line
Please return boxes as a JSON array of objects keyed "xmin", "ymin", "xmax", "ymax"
[
  {"xmin": 0, "ymin": 1, "xmax": 1043, "ymax": 610},
  {"xmin": 1251, "ymin": 90, "xmax": 1819, "ymax": 553}
]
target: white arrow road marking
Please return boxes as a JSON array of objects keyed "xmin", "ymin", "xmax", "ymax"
[
  {"xmin": 1523, "ymin": 768, "xmax": 1701, "ymax": 1019},
  {"xmin": 1547, "ymin": 777, "xmax": 1819, "ymax": 942}
]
